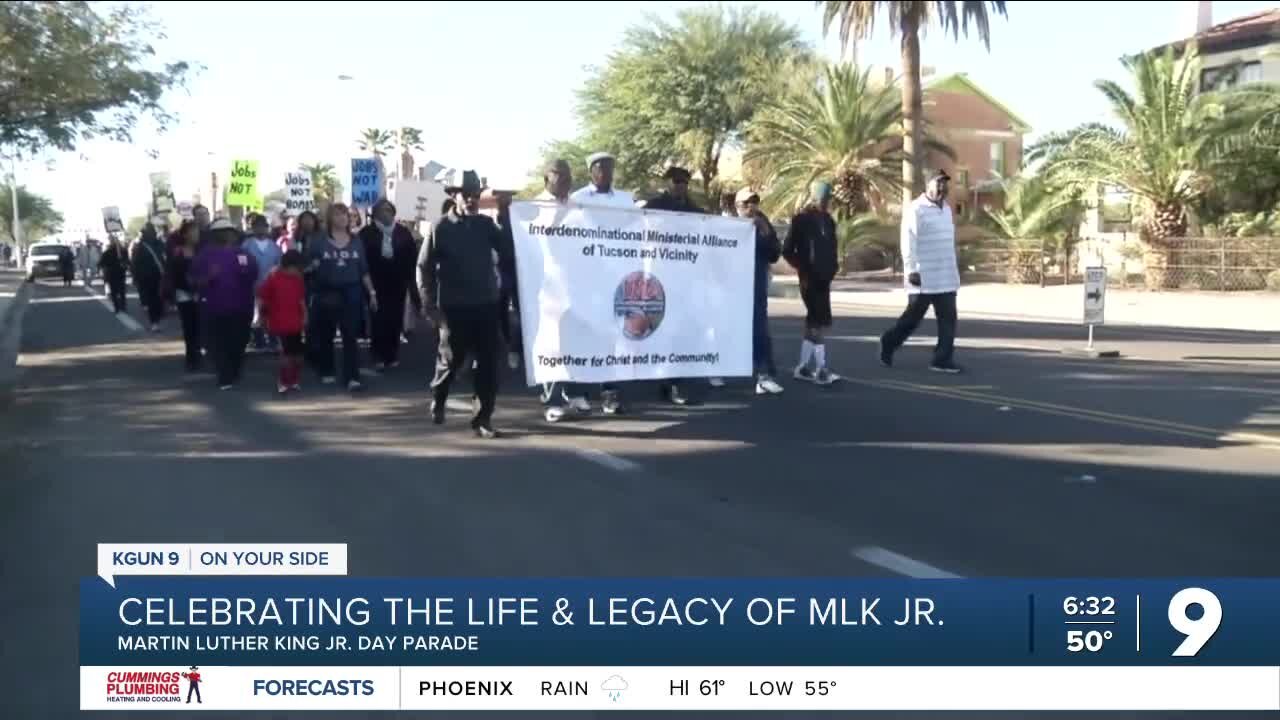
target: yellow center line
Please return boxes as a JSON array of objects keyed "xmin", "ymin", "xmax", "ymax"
[{"xmin": 845, "ymin": 377, "xmax": 1280, "ymax": 449}]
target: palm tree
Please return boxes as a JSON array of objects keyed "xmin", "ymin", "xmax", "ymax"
[
  {"xmin": 397, "ymin": 127, "xmax": 424, "ymax": 179},
  {"xmin": 357, "ymin": 128, "xmax": 395, "ymax": 158},
  {"xmin": 983, "ymin": 175, "xmax": 1083, "ymax": 283},
  {"xmin": 818, "ymin": 1, "xmax": 1008, "ymax": 206},
  {"xmin": 746, "ymin": 63, "xmax": 952, "ymax": 220},
  {"xmin": 1028, "ymin": 45, "xmax": 1277, "ymax": 287},
  {"xmin": 299, "ymin": 163, "xmax": 343, "ymax": 205}
]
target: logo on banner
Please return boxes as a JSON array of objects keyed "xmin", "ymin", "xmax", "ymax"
[
  {"xmin": 614, "ymin": 271, "xmax": 666, "ymax": 340},
  {"xmin": 104, "ymin": 669, "xmax": 185, "ymax": 704}
]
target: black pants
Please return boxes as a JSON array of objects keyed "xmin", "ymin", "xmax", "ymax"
[
  {"xmin": 178, "ymin": 301, "xmax": 201, "ymax": 369},
  {"xmin": 105, "ymin": 277, "xmax": 127, "ymax": 313},
  {"xmin": 431, "ymin": 304, "xmax": 499, "ymax": 426},
  {"xmin": 498, "ymin": 285, "xmax": 521, "ymax": 354},
  {"xmin": 311, "ymin": 291, "xmax": 363, "ymax": 384},
  {"xmin": 209, "ymin": 311, "xmax": 251, "ymax": 386},
  {"xmin": 136, "ymin": 277, "xmax": 164, "ymax": 324},
  {"xmin": 881, "ymin": 292, "xmax": 958, "ymax": 365},
  {"xmin": 371, "ymin": 287, "xmax": 408, "ymax": 366}
]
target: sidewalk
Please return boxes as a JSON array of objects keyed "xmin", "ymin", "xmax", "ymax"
[{"xmin": 769, "ymin": 275, "xmax": 1280, "ymax": 333}]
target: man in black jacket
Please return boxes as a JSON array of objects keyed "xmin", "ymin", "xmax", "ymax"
[
  {"xmin": 783, "ymin": 181, "xmax": 839, "ymax": 386},
  {"xmin": 417, "ymin": 171, "xmax": 503, "ymax": 439},
  {"xmin": 361, "ymin": 199, "xmax": 422, "ymax": 370},
  {"xmin": 642, "ymin": 166, "xmax": 702, "ymax": 405},
  {"xmin": 737, "ymin": 188, "xmax": 784, "ymax": 395}
]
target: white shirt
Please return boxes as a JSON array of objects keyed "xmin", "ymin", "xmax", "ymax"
[
  {"xmin": 901, "ymin": 194, "xmax": 961, "ymax": 295},
  {"xmin": 570, "ymin": 183, "xmax": 635, "ymax": 209}
]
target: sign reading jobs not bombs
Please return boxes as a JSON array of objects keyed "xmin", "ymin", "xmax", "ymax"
[
  {"xmin": 511, "ymin": 202, "xmax": 754, "ymax": 385},
  {"xmin": 284, "ymin": 172, "xmax": 315, "ymax": 214}
]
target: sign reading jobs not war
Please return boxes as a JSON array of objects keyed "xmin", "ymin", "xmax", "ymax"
[
  {"xmin": 512, "ymin": 202, "xmax": 755, "ymax": 385},
  {"xmin": 284, "ymin": 172, "xmax": 315, "ymax": 214}
]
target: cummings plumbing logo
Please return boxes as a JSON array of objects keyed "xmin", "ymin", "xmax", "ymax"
[
  {"xmin": 613, "ymin": 272, "xmax": 666, "ymax": 340},
  {"xmin": 104, "ymin": 669, "xmax": 186, "ymax": 704}
]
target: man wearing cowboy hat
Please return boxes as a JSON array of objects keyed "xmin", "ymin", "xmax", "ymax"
[
  {"xmin": 567, "ymin": 151, "xmax": 635, "ymax": 416},
  {"xmin": 880, "ymin": 169, "xmax": 963, "ymax": 373},
  {"xmin": 642, "ymin": 165, "xmax": 704, "ymax": 405},
  {"xmin": 417, "ymin": 170, "xmax": 505, "ymax": 439}
]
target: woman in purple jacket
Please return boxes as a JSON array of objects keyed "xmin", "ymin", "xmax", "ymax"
[{"xmin": 192, "ymin": 218, "xmax": 259, "ymax": 390}]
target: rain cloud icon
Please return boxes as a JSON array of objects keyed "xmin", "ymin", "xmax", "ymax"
[{"xmin": 601, "ymin": 675, "xmax": 628, "ymax": 701}]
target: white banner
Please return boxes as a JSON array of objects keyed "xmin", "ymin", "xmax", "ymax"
[
  {"xmin": 511, "ymin": 201, "xmax": 755, "ymax": 386},
  {"xmin": 284, "ymin": 172, "xmax": 315, "ymax": 214},
  {"xmin": 387, "ymin": 178, "xmax": 446, "ymax": 224}
]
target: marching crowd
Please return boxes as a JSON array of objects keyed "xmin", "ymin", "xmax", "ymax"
[{"xmin": 82, "ymin": 151, "xmax": 961, "ymax": 439}]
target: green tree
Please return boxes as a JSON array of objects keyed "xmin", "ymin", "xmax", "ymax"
[
  {"xmin": 0, "ymin": 184, "xmax": 62, "ymax": 247},
  {"xmin": 746, "ymin": 63, "xmax": 952, "ymax": 220},
  {"xmin": 357, "ymin": 129, "xmax": 395, "ymax": 158},
  {"xmin": 1028, "ymin": 45, "xmax": 1277, "ymax": 286},
  {"xmin": 578, "ymin": 6, "xmax": 807, "ymax": 196},
  {"xmin": 521, "ymin": 139, "xmax": 596, "ymax": 198},
  {"xmin": 397, "ymin": 127, "xmax": 424, "ymax": 179},
  {"xmin": 300, "ymin": 163, "xmax": 343, "ymax": 205},
  {"xmin": 0, "ymin": 1, "xmax": 191, "ymax": 153},
  {"xmin": 819, "ymin": 1, "xmax": 1007, "ymax": 206}
]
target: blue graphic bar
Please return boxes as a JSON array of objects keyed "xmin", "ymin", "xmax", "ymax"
[{"xmin": 81, "ymin": 578, "xmax": 1280, "ymax": 666}]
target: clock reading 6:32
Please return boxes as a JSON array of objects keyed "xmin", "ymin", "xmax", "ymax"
[{"xmin": 1063, "ymin": 596, "xmax": 1116, "ymax": 616}]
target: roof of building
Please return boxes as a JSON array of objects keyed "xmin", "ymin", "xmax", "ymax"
[
  {"xmin": 924, "ymin": 72, "xmax": 1033, "ymax": 133},
  {"xmin": 1151, "ymin": 8, "xmax": 1279, "ymax": 54}
]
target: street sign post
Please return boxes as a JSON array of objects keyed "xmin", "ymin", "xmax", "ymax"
[{"xmin": 1068, "ymin": 266, "xmax": 1120, "ymax": 358}]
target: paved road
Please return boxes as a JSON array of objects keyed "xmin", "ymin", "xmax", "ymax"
[{"xmin": 2, "ymin": 279, "xmax": 1278, "ymax": 719}]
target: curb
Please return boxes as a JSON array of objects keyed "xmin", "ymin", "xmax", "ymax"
[{"xmin": 0, "ymin": 279, "xmax": 34, "ymax": 393}]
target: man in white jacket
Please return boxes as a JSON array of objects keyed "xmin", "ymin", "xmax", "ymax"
[{"xmin": 879, "ymin": 170, "xmax": 962, "ymax": 373}]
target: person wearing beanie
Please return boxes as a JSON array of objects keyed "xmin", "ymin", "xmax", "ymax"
[{"xmin": 783, "ymin": 180, "xmax": 839, "ymax": 385}]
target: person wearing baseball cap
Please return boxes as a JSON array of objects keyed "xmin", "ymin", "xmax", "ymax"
[
  {"xmin": 880, "ymin": 169, "xmax": 962, "ymax": 373},
  {"xmin": 736, "ymin": 188, "xmax": 784, "ymax": 395},
  {"xmin": 783, "ymin": 180, "xmax": 840, "ymax": 385},
  {"xmin": 642, "ymin": 166, "xmax": 704, "ymax": 404}
]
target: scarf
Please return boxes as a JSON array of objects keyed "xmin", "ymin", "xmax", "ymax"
[{"xmin": 376, "ymin": 221, "xmax": 395, "ymax": 259}]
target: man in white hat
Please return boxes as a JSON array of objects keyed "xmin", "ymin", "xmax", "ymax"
[{"xmin": 566, "ymin": 152, "xmax": 635, "ymax": 415}]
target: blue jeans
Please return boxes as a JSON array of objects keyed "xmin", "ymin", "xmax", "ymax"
[{"xmin": 311, "ymin": 286, "xmax": 364, "ymax": 383}]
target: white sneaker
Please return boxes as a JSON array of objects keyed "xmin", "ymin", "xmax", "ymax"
[
  {"xmin": 277, "ymin": 384, "xmax": 289, "ymax": 395},
  {"xmin": 793, "ymin": 365, "xmax": 815, "ymax": 383},
  {"xmin": 814, "ymin": 368, "xmax": 834, "ymax": 386},
  {"xmin": 321, "ymin": 376, "xmax": 336, "ymax": 385},
  {"xmin": 219, "ymin": 384, "xmax": 233, "ymax": 391},
  {"xmin": 566, "ymin": 396, "xmax": 591, "ymax": 414},
  {"xmin": 708, "ymin": 377, "xmax": 726, "ymax": 388},
  {"xmin": 347, "ymin": 379, "xmax": 363, "ymax": 391},
  {"xmin": 544, "ymin": 406, "xmax": 566, "ymax": 423},
  {"xmin": 507, "ymin": 352, "xmax": 520, "ymax": 370},
  {"xmin": 756, "ymin": 376, "xmax": 784, "ymax": 395},
  {"xmin": 601, "ymin": 391, "xmax": 623, "ymax": 416}
]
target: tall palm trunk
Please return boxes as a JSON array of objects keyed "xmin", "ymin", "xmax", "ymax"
[
  {"xmin": 900, "ymin": 11, "xmax": 924, "ymax": 208},
  {"xmin": 1141, "ymin": 201, "xmax": 1188, "ymax": 289}
]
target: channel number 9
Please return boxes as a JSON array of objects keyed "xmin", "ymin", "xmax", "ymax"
[{"xmin": 1168, "ymin": 588, "xmax": 1222, "ymax": 657}]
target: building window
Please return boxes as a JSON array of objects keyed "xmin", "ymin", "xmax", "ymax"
[
  {"xmin": 957, "ymin": 169, "xmax": 970, "ymax": 188},
  {"xmin": 989, "ymin": 142, "xmax": 1005, "ymax": 177},
  {"xmin": 1201, "ymin": 61, "xmax": 1263, "ymax": 92}
]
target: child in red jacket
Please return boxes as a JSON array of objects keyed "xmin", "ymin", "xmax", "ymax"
[{"xmin": 257, "ymin": 250, "xmax": 307, "ymax": 394}]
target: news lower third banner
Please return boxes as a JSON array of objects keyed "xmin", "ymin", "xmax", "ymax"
[
  {"xmin": 510, "ymin": 201, "xmax": 755, "ymax": 386},
  {"xmin": 82, "ymin": 570, "xmax": 1280, "ymax": 710}
]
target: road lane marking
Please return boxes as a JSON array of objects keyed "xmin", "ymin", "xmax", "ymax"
[
  {"xmin": 572, "ymin": 447, "xmax": 641, "ymax": 472},
  {"xmin": 851, "ymin": 546, "xmax": 963, "ymax": 579},
  {"xmin": 846, "ymin": 375, "xmax": 1280, "ymax": 450},
  {"xmin": 82, "ymin": 284, "xmax": 141, "ymax": 332}
]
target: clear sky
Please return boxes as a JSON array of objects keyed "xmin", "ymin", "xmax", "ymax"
[{"xmin": 21, "ymin": 0, "xmax": 1278, "ymax": 235}]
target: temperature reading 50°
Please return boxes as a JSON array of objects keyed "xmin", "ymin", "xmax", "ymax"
[
  {"xmin": 1067, "ymin": 629, "xmax": 1112, "ymax": 652},
  {"xmin": 1168, "ymin": 588, "xmax": 1222, "ymax": 657}
]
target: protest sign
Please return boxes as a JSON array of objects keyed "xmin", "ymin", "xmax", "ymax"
[
  {"xmin": 388, "ymin": 178, "xmax": 446, "ymax": 224},
  {"xmin": 101, "ymin": 207, "xmax": 124, "ymax": 234},
  {"xmin": 511, "ymin": 202, "xmax": 754, "ymax": 385},
  {"xmin": 284, "ymin": 172, "xmax": 315, "ymax": 214},
  {"xmin": 227, "ymin": 160, "xmax": 259, "ymax": 207},
  {"xmin": 149, "ymin": 172, "xmax": 175, "ymax": 213},
  {"xmin": 350, "ymin": 158, "xmax": 382, "ymax": 209},
  {"xmin": 176, "ymin": 201, "xmax": 194, "ymax": 220}
]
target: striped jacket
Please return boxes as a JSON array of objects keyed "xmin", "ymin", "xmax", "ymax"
[{"xmin": 901, "ymin": 195, "xmax": 961, "ymax": 295}]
